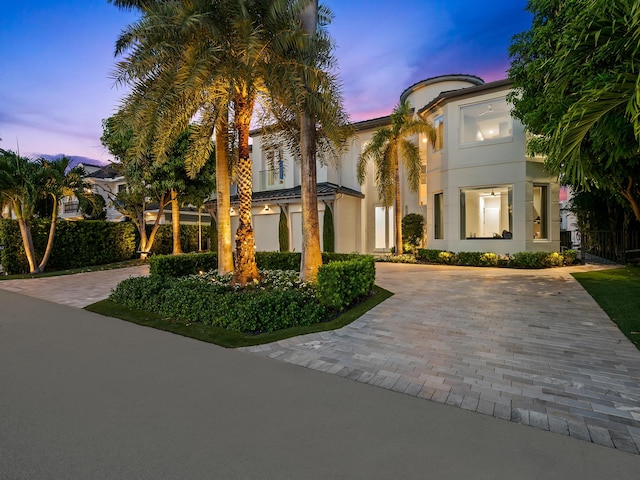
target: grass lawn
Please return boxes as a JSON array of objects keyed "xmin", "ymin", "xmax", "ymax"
[
  {"xmin": 0, "ymin": 259, "xmax": 147, "ymax": 280},
  {"xmin": 85, "ymin": 285, "xmax": 393, "ymax": 348},
  {"xmin": 572, "ymin": 266, "xmax": 640, "ymax": 349}
]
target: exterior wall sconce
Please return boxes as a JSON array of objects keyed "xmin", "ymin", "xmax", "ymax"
[
  {"xmin": 264, "ymin": 205, "xmax": 270, "ymax": 212},
  {"xmin": 230, "ymin": 207, "xmax": 235, "ymax": 215}
]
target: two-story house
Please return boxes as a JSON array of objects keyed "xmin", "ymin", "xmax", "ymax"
[{"xmin": 244, "ymin": 74, "xmax": 560, "ymax": 255}]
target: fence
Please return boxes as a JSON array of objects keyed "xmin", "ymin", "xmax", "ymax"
[{"xmin": 575, "ymin": 230, "xmax": 640, "ymax": 264}]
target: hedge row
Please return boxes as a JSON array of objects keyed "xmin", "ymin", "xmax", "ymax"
[
  {"xmin": 147, "ymin": 224, "xmax": 206, "ymax": 255},
  {"xmin": 149, "ymin": 251, "xmax": 366, "ymax": 278},
  {"xmin": 414, "ymin": 248, "xmax": 578, "ymax": 268},
  {"xmin": 317, "ymin": 256, "xmax": 376, "ymax": 309},
  {"xmin": 0, "ymin": 219, "xmax": 137, "ymax": 274},
  {"xmin": 109, "ymin": 275, "xmax": 328, "ymax": 334}
]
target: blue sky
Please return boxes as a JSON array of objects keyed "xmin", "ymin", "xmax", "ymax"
[{"xmin": 0, "ymin": 0, "xmax": 531, "ymax": 163}]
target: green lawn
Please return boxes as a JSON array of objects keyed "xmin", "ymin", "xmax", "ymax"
[
  {"xmin": 85, "ymin": 285, "xmax": 393, "ymax": 348},
  {"xmin": 572, "ymin": 267, "xmax": 640, "ymax": 349},
  {"xmin": 0, "ymin": 259, "xmax": 147, "ymax": 280}
]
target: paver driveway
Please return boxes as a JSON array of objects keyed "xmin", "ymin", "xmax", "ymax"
[{"xmin": 243, "ymin": 263, "xmax": 640, "ymax": 453}]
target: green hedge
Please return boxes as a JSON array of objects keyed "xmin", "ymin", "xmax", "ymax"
[
  {"xmin": 415, "ymin": 248, "xmax": 577, "ymax": 268},
  {"xmin": 148, "ymin": 224, "xmax": 202, "ymax": 255},
  {"xmin": 0, "ymin": 219, "xmax": 137, "ymax": 274},
  {"xmin": 149, "ymin": 251, "xmax": 365, "ymax": 278},
  {"xmin": 317, "ymin": 256, "xmax": 376, "ymax": 310},
  {"xmin": 109, "ymin": 276, "xmax": 328, "ymax": 333}
]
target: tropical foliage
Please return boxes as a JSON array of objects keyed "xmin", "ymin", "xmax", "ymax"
[
  {"xmin": 508, "ymin": 0, "xmax": 640, "ymax": 221},
  {"xmin": 0, "ymin": 150, "xmax": 87, "ymax": 273}
]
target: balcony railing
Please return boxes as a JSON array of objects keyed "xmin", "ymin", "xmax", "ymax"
[
  {"xmin": 259, "ymin": 168, "xmax": 285, "ymax": 191},
  {"xmin": 63, "ymin": 202, "xmax": 79, "ymax": 213}
]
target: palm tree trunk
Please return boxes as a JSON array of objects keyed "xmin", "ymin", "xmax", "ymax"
[
  {"xmin": 170, "ymin": 189, "xmax": 183, "ymax": 255},
  {"xmin": 144, "ymin": 193, "xmax": 167, "ymax": 257},
  {"xmin": 38, "ymin": 196, "xmax": 58, "ymax": 272},
  {"xmin": 232, "ymin": 93, "xmax": 259, "ymax": 286},
  {"xmin": 299, "ymin": 0, "xmax": 322, "ymax": 282},
  {"xmin": 16, "ymin": 214, "xmax": 38, "ymax": 274},
  {"xmin": 300, "ymin": 113, "xmax": 322, "ymax": 280},
  {"xmin": 216, "ymin": 110, "xmax": 234, "ymax": 275},
  {"xmin": 394, "ymin": 165, "xmax": 403, "ymax": 255}
]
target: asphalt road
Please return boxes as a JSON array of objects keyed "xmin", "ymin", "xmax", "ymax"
[{"xmin": 1, "ymin": 289, "xmax": 639, "ymax": 479}]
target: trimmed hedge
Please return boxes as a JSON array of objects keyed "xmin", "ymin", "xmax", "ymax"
[
  {"xmin": 110, "ymin": 275, "xmax": 329, "ymax": 333},
  {"xmin": 317, "ymin": 256, "xmax": 376, "ymax": 310},
  {"xmin": 0, "ymin": 219, "xmax": 136, "ymax": 274},
  {"xmin": 414, "ymin": 248, "xmax": 577, "ymax": 268},
  {"xmin": 149, "ymin": 251, "xmax": 366, "ymax": 278}
]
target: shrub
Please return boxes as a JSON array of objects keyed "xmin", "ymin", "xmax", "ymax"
[
  {"xmin": 278, "ymin": 209, "xmax": 289, "ymax": 252},
  {"xmin": 150, "ymin": 251, "xmax": 218, "ymax": 277},
  {"xmin": 110, "ymin": 270, "xmax": 329, "ymax": 333},
  {"xmin": 316, "ymin": 256, "xmax": 375, "ymax": 310},
  {"xmin": 256, "ymin": 251, "xmax": 301, "ymax": 270},
  {"xmin": 415, "ymin": 248, "xmax": 442, "ymax": 263},
  {"xmin": 563, "ymin": 249, "xmax": 578, "ymax": 265},
  {"xmin": 455, "ymin": 251, "xmax": 483, "ymax": 266},
  {"xmin": 438, "ymin": 251, "xmax": 457, "ymax": 265},
  {"xmin": 479, "ymin": 252, "xmax": 500, "ymax": 267},
  {"xmin": 402, "ymin": 213, "xmax": 424, "ymax": 248},
  {"xmin": 509, "ymin": 251, "xmax": 550, "ymax": 268},
  {"xmin": 323, "ymin": 207, "xmax": 335, "ymax": 253},
  {"xmin": 376, "ymin": 253, "xmax": 417, "ymax": 264},
  {"xmin": 148, "ymin": 224, "xmax": 201, "ymax": 255}
]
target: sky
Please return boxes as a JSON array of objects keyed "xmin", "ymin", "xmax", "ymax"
[{"xmin": 0, "ymin": 0, "xmax": 532, "ymax": 164}]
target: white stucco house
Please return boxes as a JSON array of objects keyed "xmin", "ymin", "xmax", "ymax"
[{"xmin": 244, "ymin": 74, "xmax": 560, "ymax": 255}]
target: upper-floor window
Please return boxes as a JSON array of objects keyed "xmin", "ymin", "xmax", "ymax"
[
  {"xmin": 434, "ymin": 115, "xmax": 444, "ymax": 151},
  {"xmin": 460, "ymin": 97, "xmax": 512, "ymax": 146},
  {"xmin": 261, "ymin": 149, "xmax": 285, "ymax": 190}
]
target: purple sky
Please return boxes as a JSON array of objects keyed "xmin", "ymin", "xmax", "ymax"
[{"xmin": 0, "ymin": 0, "xmax": 531, "ymax": 163}]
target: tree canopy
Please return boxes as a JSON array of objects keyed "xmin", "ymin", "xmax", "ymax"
[{"xmin": 508, "ymin": 0, "xmax": 640, "ymax": 220}]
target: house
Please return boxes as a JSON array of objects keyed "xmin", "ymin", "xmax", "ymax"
[
  {"xmin": 245, "ymin": 74, "xmax": 560, "ymax": 255},
  {"xmin": 59, "ymin": 163, "xmax": 212, "ymax": 228}
]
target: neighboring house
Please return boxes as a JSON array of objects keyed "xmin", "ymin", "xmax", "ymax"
[
  {"xmin": 247, "ymin": 74, "xmax": 561, "ymax": 254},
  {"xmin": 59, "ymin": 163, "xmax": 211, "ymax": 227}
]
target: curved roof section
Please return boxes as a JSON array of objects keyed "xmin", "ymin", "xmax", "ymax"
[{"xmin": 399, "ymin": 74, "xmax": 485, "ymax": 103}]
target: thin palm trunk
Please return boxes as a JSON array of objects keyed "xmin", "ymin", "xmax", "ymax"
[
  {"xmin": 38, "ymin": 197, "xmax": 58, "ymax": 272},
  {"xmin": 232, "ymin": 94, "xmax": 259, "ymax": 285},
  {"xmin": 170, "ymin": 189, "xmax": 183, "ymax": 254},
  {"xmin": 16, "ymin": 214, "xmax": 37, "ymax": 273},
  {"xmin": 216, "ymin": 111, "xmax": 234, "ymax": 275},
  {"xmin": 394, "ymin": 165, "xmax": 403, "ymax": 255}
]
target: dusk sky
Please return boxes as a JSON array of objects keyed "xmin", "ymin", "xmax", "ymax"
[{"xmin": 0, "ymin": 0, "xmax": 531, "ymax": 164}]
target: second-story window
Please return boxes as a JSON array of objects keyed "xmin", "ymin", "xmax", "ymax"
[
  {"xmin": 262, "ymin": 149, "xmax": 285, "ymax": 190},
  {"xmin": 434, "ymin": 114, "xmax": 444, "ymax": 151},
  {"xmin": 460, "ymin": 97, "xmax": 512, "ymax": 145}
]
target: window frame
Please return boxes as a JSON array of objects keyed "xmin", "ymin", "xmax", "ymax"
[
  {"xmin": 459, "ymin": 185, "xmax": 513, "ymax": 240},
  {"xmin": 459, "ymin": 97, "xmax": 513, "ymax": 148}
]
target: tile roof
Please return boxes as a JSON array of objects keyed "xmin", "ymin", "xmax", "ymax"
[{"xmin": 214, "ymin": 182, "xmax": 364, "ymax": 206}]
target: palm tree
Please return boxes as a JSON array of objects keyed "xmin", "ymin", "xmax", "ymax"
[
  {"xmin": 111, "ymin": 0, "xmax": 342, "ymax": 284},
  {"xmin": 357, "ymin": 100, "xmax": 435, "ymax": 255},
  {"xmin": 0, "ymin": 150, "xmax": 86, "ymax": 273}
]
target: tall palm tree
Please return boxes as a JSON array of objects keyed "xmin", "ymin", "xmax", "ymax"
[{"xmin": 357, "ymin": 100, "xmax": 435, "ymax": 255}]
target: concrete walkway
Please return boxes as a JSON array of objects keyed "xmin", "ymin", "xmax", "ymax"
[
  {"xmin": 243, "ymin": 263, "xmax": 640, "ymax": 454},
  {"xmin": 2, "ymin": 287, "xmax": 640, "ymax": 479}
]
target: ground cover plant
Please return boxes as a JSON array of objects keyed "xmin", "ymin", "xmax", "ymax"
[{"xmin": 572, "ymin": 266, "xmax": 640, "ymax": 349}]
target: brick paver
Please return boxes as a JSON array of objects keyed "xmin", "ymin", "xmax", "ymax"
[
  {"xmin": 242, "ymin": 263, "xmax": 640, "ymax": 454},
  {"xmin": 0, "ymin": 265, "xmax": 149, "ymax": 308}
]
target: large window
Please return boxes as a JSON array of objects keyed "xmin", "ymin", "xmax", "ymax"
[
  {"xmin": 460, "ymin": 186, "xmax": 512, "ymax": 239},
  {"xmin": 533, "ymin": 185, "xmax": 548, "ymax": 239},
  {"xmin": 374, "ymin": 206, "xmax": 394, "ymax": 250},
  {"xmin": 460, "ymin": 98, "xmax": 512, "ymax": 145},
  {"xmin": 434, "ymin": 192, "xmax": 444, "ymax": 239}
]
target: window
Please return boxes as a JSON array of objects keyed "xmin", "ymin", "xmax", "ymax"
[
  {"xmin": 434, "ymin": 192, "xmax": 444, "ymax": 239},
  {"xmin": 460, "ymin": 98, "xmax": 512, "ymax": 145},
  {"xmin": 460, "ymin": 186, "xmax": 512, "ymax": 239},
  {"xmin": 117, "ymin": 184, "xmax": 127, "ymax": 193},
  {"xmin": 374, "ymin": 206, "xmax": 394, "ymax": 250},
  {"xmin": 533, "ymin": 185, "xmax": 548, "ymax": 239},
  {"xmin": 434, "ymin": 115, "xmax": 444, "ymax": 151},
  {"xmin": 261, "ymin": 149, "xmax": 285, "ymax": 190}
]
